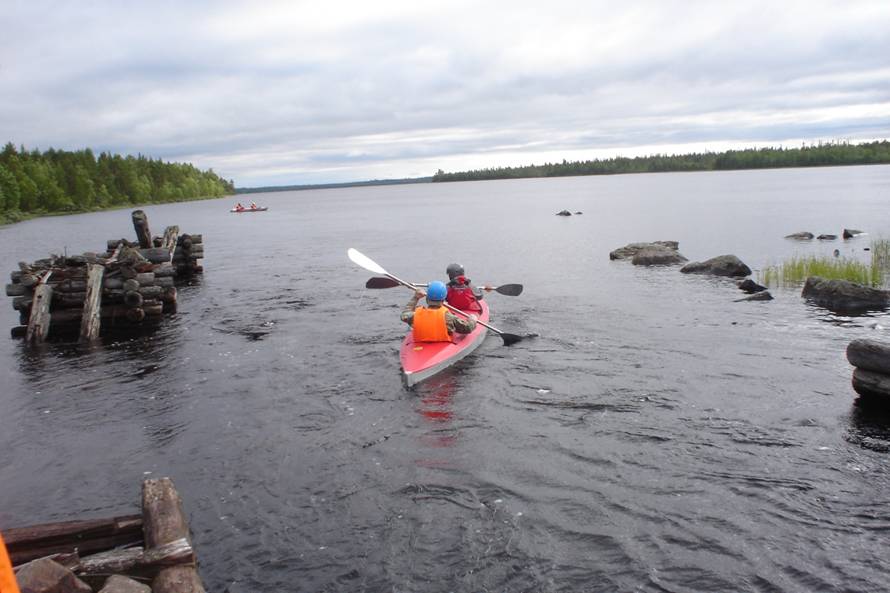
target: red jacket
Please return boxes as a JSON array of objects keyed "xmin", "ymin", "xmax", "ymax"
[{"xmin": 446, "ymin": 283, "xmax": 482, "ymax": 313}]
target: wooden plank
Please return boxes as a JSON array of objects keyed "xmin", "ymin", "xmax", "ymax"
[
  {"xmin": 5, "ymin": 515, "xmax": 142, "ymax": 566},
  {"xmin": 132, "ymin": 210, "xmax": 152, "ymax": 249},
  {"xmin": 25, "ymin": 281, "xmax": 53, "ymax": 345},
  {"xmin": 79, "ymin": 263, "xmax": 104, "ymax": 342}
]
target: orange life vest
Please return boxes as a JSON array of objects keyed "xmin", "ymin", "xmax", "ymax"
[
  {"xmin": 412, "ymin": 306, "xmax": 452, "ymax": 342},
  {"xmin": 0, "ymin": 531, "xmax": 20, "ymax": 593}
]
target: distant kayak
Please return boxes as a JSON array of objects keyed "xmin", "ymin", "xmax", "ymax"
[
  {"xmin": 400, "ymin": 300, "xmax": 489, "ymax": 386},
  {"xmin": 230, "ymin": 207, "xmax": 268, "ymax": 213}
]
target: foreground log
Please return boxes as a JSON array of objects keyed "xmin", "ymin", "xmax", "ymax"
[
  {"xmin": 79, "ymin": 263, "xmax": 104, "ymax": 342},
  {"xmin": 142, "ymin": 478, "xmax": 205, "ymax": 593},
  {"xmin": 77, "ymin": 538, "xmax": 194, "ymax": 578},
  {"xmin": 4, "ymin": 515, "xmax": 142, "ymax": 566}
]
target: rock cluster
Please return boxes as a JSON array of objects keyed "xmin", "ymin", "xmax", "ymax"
[{"xmin": 847, "ymin": 339, "xmax": 890, "ymax": 402}]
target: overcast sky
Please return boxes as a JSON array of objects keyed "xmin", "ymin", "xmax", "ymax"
[{"xmin": 2, "ymin": 0, "xmax": 889, "ymax": 187}]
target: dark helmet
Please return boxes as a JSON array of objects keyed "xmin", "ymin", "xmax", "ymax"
[
  {"xmin": 446, "ymin": 263, "xmax": 464, "ymax": 279},
  {"xmin": 426, "ymin": 280, "xmax": 447, "ymax": 302}
]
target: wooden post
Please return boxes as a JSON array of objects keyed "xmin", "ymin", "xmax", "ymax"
[
  {"xmin": 79, "ymin": 263, "xmax": 104, "ymax": 342},
  {"xmin": 162, "ymin": 226, "xmax": 179, "ymax": 262},
  {"xmin": 26, "ymin": 278, "xmax": 53, "ymax": 345},
  {"xmin": 142, "ymin": 478, "xmax": 205, "ymax": 593},
  {"xmin": 132, "ymin": 210, "xmax": 152, "ymax": 249}
]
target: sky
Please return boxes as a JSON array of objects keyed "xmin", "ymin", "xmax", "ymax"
[{"xmin": 2, "ymin": 0, "xmax": 889, "ymax": 187}]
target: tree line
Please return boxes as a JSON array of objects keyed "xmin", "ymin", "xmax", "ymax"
[
  {"xmin": 0, "ymin": 143, "xmax": 235, "ymax": 224},
  {"xmin": 431, "ymin": 140, "xmax": 890, "ymax": 182}
]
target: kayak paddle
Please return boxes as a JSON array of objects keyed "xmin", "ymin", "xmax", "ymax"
[
  {"xmin": 348, "ymin": 248, "xmax": 526, "ymax": 346},
  {"xmin": 365, "ymin": 276, "xmax": 523, "ymax": 296}
]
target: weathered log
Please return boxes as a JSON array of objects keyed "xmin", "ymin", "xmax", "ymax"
[
  {"xmin": 174, "ymin": 245, "xmax": 204, "ymax": 258},
  {"xmin": 120, "ymin": 266, "xmax": 138, "ymax": 280},
  {"xmin": 132, "ymin": 210, "xmax": 152, "ymax": 249},
  {"xmin": 162, "ymin": 226, "xmax": 179, "ymax": 253},
  {"xmin": 78, "ymin": 547, "xmax": 144, "ymax": 575},
  {"xmin": 26, "ymin": 283, "xmax": 53, "ymax": 345},
  {"xmin": 6, "ymin": 282, "xmax": 29, "ymax": 296},
  {"xmin": 142, "ymin": 302, "xmax": 163, "ymax": 317},
  {"xmin": 20, "ymin": 274, "xmax": 39, "ymax": 288},
  {"xmin": 138, "ymin": 286, "xmax": 163, "ymax": 300},
  {"xmin": 105, "ymin": 277, "xmax": 124, "ymax": 289},
  {"xmin": 139, "ymin": 248, "xmax": 175, "ymax": 264},
  {"xmin": 142, "ymin": 478, "xmax": 190, "ymax": 548},
  {"xmin": 5, "ymin": 515, "xmax": 142, "ymax": 566},
  {"xmin": 177, "ymin": 234, "xmax": 201, "ymax": 246},
  {"xmin": 153, "ymin": 276, "xmax": 174, "ymax": 288},
  {"xmin": 80, "ymin": 263, "xmax": 104, "ymax": 342},
  {"xmin": 124, "ymin": 291, "xmax": 144, "ymax": 308},
  {"xmin": 124, "ymin": 279, "xmax": 141, "ymax": 292},
  {"xmin": 107, "ymin": 238, "xmax": 134, "ymax": 251},
  {"xmin": 135, "ymin": 272, "xmax": 155, "ymax": 285},
  {"xmin": 154, "ymin": 263, "xmax": 175, "ymax": 278},
  {"xmin": 153, "ymin": 566, "xmax": 205, "ymax": 593},
  {"xmin": 852, "ymin": 368, "xmax": 890, "ymax": 400},
  {"xmin": 846, "ymin": 339, "xmax": 890, "ymax": 375}
]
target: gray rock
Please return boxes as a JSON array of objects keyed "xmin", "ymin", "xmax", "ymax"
[
  {"xmin": 817, "ymin": 234, "xmax": 837, "ymax": 240},
  {"xmin": 609, "ymin": 241, "xmax": 680, "ymax": 260},
  {"xmin": 16, "ymin": 558, "xmax": 92, "ymax": 593},
  {"xmin": 843, "ymin": 228, "xmax": 864, "ymax": 239},
  {"xmin": 98, "ymin": 575, "xmax": 152, "ymax": 593},
  {"xmin": 574, "ymin": 211, "xmax": 583, "ymax": 215},
  {"xmin": 801, "ymin": 276, "xmax": 890, "ymax": 311},
  {"xmin": 851, "ymin": 368, "xmax": 890, "ymax": 400},
  {"xmin": 737, "ymin": 278, "xmax": 768, "ymax": 293},
  {"xmin": 785, "ymin": 232, "xmax": 814, "ymax": 240},
  {"xmin": 680, "ymin": 255, "xmax": 752, "ymax": 277},
  {"xmin": 556, "ymin": 210, "xmax": 572, "ymax": 216},
  {"xmin": 847, "ymin": 339, "xmax": 890, "ymax": 375},
  {"xmin": 735, "ymin": 291, "xmax": 773, "ymax": 302},
  {"xmin": 632, "ymin": 248, "xmax": 689, "ymax": 266}
]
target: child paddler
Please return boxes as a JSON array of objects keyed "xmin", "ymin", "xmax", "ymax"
[
  {"xmin": 401, "ymin": 280, "xmax": 477, "ymax": 342},
  {"xmin": 444, "ymin": 263, "xmax": 492, "ymax": 313}
]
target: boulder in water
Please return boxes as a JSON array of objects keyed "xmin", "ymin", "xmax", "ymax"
[
  {"xmin": 817, "ymin": 234, "xmax": 837, "ymax": 240},
  {"xmin": 737, "ymin": 278, "xmax": 768, "ymax": 293},
  {"xmin": 785, "ymin": 232, "xmax": 814, "ymax": 240},
  {"xmin": 801, "ymin": 276, "xmax": 890, "ymax": 311},
  {"xmin": 843, "ymin": 228, "xmax": 865, "ymax": 239},
  {"xmin": 556, "ymin": 210, "xmax": 572, "ymax": 216},
  {"xmin": 680, "ymin": 255, "xmax": 752, "ymax": 277},
  {"xmin": 610, "ymin": 241, "xmax": 680, "ymax": 261},
  {"xmin": 632, "ymin": 248, "xmax": 689, "ymax": 266}
]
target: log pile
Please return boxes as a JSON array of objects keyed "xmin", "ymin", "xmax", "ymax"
[
  {"xmin": 5, "ymin": 210, "xmax": 203, "ymax": 343},
  {"xmin": 847, "ymin": 339, "xmax": 890, "ymax": 403},
  {"xmin": 5, "ymin": 477, "xmax": 206, "ymax": 593}
]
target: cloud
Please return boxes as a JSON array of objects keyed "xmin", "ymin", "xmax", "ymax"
[{"xmin": 1, "ymin": 0, "xmax": 888, "ymax": 186}]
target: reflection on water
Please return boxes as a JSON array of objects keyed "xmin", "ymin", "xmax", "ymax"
[{"xmin": 847, "ymin": 398, "xmax": 890, "ymax": 452}]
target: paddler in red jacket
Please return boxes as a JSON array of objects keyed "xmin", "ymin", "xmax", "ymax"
[
  {"xmin": 401, "ymin": 280, "xmax": 477, "ymax": 341},
  {"xmin": 445, "ymin": 263, "xmax": 492, "ymax": 313}
]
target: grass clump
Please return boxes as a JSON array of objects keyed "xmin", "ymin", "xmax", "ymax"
[{"xmin": 759, "ymin": 254, "xmax": 883, "ymax": 287}]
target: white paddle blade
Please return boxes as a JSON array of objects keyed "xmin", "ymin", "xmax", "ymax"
[{"xmin": 347, "ymin": 248, "xmax": 387, "ymax": 275}]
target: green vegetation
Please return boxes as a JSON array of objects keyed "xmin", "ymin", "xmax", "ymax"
[
  {"xmin": 237, "ymin": 176, "xmax": 432, "ymax": 194},
  {"xmin": 759, "ymin": 243, "xmax": 888, "ymax": 288},
  {"xmin": 432, "ymin": 140, "xmax": 890, "ymax": 182},
  {"xmin": 0, "ymin": 142, "xmax": 235, "ymax": 225}
]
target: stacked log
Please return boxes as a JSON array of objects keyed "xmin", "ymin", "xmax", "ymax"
[
  {"xmin": 847, "ymin": 339, "xmax": 890, "ymax": 403},
  {"xmin": 6, "ymin": 211, "xmax": 201, "ymax": 343},
  {"xmin": 6, "ymin": 477, "xmax": 205, "ymax": 592}
]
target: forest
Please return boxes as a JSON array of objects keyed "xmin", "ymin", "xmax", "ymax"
[
  {"xmin": 431, "ymin": 140, "xmax": 890, "ymax": 182},
  {"xmin": 0, "ymin": 143, "xmax": 234, "ymax": 224}
]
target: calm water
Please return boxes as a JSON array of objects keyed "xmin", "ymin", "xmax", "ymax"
[{"xmin": 2, "ymin": 166, "xmax": 890, "ymax": 592}]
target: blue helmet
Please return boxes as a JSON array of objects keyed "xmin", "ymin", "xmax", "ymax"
[{"xmin": 426, "ymin": 280, "xmax": 447, "ymax": 302}]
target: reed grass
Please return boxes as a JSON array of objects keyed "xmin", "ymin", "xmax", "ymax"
[{"xmin": 759, "ymin": 247, "xmax": 885, "ymax": 288}]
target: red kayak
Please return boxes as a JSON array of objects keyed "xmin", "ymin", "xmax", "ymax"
[
  {"xmin": 400, "ymin": 301, "xmax": 489, "ymax": 386},
  {"xmin": 230, "ymin": 207, "xmax": 268, "ymax": 213}
]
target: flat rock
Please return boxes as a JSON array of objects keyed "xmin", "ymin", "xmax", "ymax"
[
  {"xmin": 734, "ymin": 291, "xmax": 773, "ymax": 302},
  {"xmin": 785, "ymin": 232, "xmax": 814, "ymax": 240},
  {"xmin": 847, "ymin": 339, "xmax": 890, "ymax": 375},
  {"xmin": 16, "ymin": 558, "xmax": 92, "ymax": 593},
  {"xmin": 801, "ymin": 276, "xmax": 890, "ymax": 311},
  {"xmin": 737, "ymin": 278, "xmax": 768, "ymax": 293},
  {"xmin": 632, "ymin": 248, "xmax": 688, "ymax": 266},
  {"xmin": 817, "ymin": 234, "xmax": 837, "ymax": 240},
  {"xmin": 852, "ymin": 368, "xmax": 890, "ymax": 400},
  {"xmin": 98, "ymin": 575, "xmax": 152, "ymax": 593},
  {"xmin": 680, "ymin": 255, "xmax": 752, "ymax": 277},
  {"xmin": 610, "ymin": 241, "xmax": 680, "ymax": 261}
]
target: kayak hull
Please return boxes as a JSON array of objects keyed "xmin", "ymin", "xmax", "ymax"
[
  {"xmin": 230, "ymin": 207, "xmax": 268, "ymax": 213},
  {"xmin": 400, "ymin": 301, "xmax": 489, "ymax": 386}
]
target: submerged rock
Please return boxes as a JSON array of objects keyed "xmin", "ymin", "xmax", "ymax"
[
  {"xmin": 843, "ymin": 228, "xmax": 865, "ymax": 239},
  {"xmin": 785, "ymin": 231, "xmax": 814, "ymax": 240},
  {"xmin": 737, "ymin": 278, "xmax": 768, "ymax": 293},
  {"xmin": 556, "ymin": 210, "xmax": 572, "ymax": 216},
  {"xmin": 735, "ymin": 291, "xmax": 773, "ymax": 302},
  {"xmin": 817, "ymin": 234, "xmax": 837, "ymax": 240},
  {"xmin": 632, "ymin": 248, "xmax": 689, "ymax": 266},
  {"xmin": 680, "ymin": 255, "xmax": 752, "ymax": 277},
  {"xmin": 801, "ymin": 276, "xmax": 890, "ymax": 311},
  {"xmin": 609, "ymin": 241, "xmax": 680, "ymax": 260}
]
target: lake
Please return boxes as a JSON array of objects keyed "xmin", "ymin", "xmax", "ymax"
[{"xmin": 2, "ymin": 165, "xmax": 890, "ymax": 592}]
